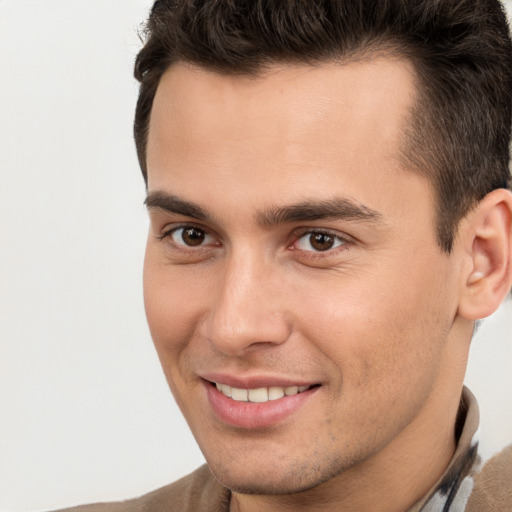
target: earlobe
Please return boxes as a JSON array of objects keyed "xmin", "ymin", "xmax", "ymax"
[{"xmin": 457, "ymin": 188, "xmax": 512, "ymax": 321}]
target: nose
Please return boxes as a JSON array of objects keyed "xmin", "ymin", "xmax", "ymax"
[{"xmin": 204, "ymin": 251, "xmax": 291, "ymax": 356}]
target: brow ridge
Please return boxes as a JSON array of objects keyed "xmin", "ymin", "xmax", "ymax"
[
  {"xmin": 257, "ymin": 198, "xmax": 383, "ymax": 227},
  {"xmin": 145, "ymin": 191, "xmax": 383, "ymax": 227},
  {"xmin": 145, "ymin": 191, "xmax": 209, "ymax": 220}
]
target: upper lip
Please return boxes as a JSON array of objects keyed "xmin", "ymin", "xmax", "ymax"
[{"xmin": 200, "ymin": 373, "xmax": 319, "ymax": 389}]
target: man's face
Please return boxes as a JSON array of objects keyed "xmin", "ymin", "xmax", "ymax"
[{"xmin": 144, "ymin": 60, "xmax": 465, "ymax": 494}]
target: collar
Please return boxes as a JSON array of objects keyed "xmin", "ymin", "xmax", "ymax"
[{"xmin": 409, "ymin": 386, "xmax": 481, "ymax": 512}]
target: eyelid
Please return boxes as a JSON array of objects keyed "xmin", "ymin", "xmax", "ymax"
[
  {"xmin": 290, "ymin": 228, "xmax": 352, "ymax": 253},
  {"xmin": 155, "ymin": 222, "xmax": 351, "ymax": 255},
  {"xmin": 157, "ymin": 222, "xmax": 218, "ymax": 246},
  {"xmin": 292, "ymin": 226, "xmax": 351, "ymax": 241}
]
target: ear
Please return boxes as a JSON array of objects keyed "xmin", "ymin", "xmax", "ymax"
[{"xmin": 457, "ymin": 188, "xmax": 512, "ymax": 320}]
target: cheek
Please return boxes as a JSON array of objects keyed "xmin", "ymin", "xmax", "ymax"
[
  {"xmin": 291, "ymin": 274, "xmax": 453, "ymax": 446},
  {"xmin": 143, "ymin": 261, "xmax": 209, "ymax": 418},
  {"xmin": 143, "ymin": 250, "xmax": 206, "ymax": 364},
  {"xmin": 294, "ymin": 264, "xmax": 452, "ymax": 392}
]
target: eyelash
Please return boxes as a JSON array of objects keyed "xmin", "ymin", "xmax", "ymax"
[
  {"xmin": 290, "ymin": 229, "xmax": 349, "ymax": 255},
  {"xmin": 157, "ymin": 224, "xmax": 350, "ymax": 258},
  {"xmin": 157, "ymin": 224, "xmax": 215, "ymax": 246}
]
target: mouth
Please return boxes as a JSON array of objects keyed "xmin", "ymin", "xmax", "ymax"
[
  {"xmin": 212, "ymin": 381, "xmax": 314, "ymax": 403},
  {"xmin": 203, "ymin": 378, "xmax": 321, "ymax": 428}
]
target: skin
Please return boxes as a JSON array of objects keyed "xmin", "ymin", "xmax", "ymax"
[{"xmin": 143, "ymin": 59, "xmax": 481, "ymax": 511}]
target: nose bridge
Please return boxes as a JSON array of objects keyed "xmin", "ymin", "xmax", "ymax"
[{"xmin": 206, "ymin": 246, "xmax": 290, "ymax": 355}]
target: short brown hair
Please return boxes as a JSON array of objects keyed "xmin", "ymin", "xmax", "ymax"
[{"xmin": 134, "ymin": 0, "xmax": 512, "ymax": 251}]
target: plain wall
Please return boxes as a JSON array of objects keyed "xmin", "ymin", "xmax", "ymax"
[{"xmin": 0, "ymin": 1, "xmax": 511, "ymax": 511}]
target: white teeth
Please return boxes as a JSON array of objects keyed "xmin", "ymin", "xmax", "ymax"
[
  {"xmin": 215, "ymin": 383, "xmax": 311, "ymax": 402},
  {"xmin": 285, "ymin": 386, "xmax": 298, "ymax": 396},
  {"xmin": 268, "ymin": 387, "xmax": 285, "ymax": 400},
  {"xmin": 231, "ymin": 387, "xmax": 248, "ymax": 401},
  {"xmin": 248, "ymin": 388, "xmax": 268, "ymax": 403},
  {"xmin": 220, "ymin": 383, "xmax": 232, "ymax": 397}
]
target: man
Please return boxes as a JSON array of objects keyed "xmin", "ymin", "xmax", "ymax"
[{"xmin": 58, "ymin": 0, "xmax": 512, "ymax": 510}]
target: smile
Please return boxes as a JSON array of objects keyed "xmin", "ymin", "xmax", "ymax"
[
  {"xmin": 214, "ymin": 382, "xmax": 311, "ymax": 402},
  {"xmin": 204, "ymin": 379, "xmax": 321, "ymax": 428}
]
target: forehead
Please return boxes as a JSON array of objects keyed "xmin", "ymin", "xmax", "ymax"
[
  {"xmin": 148, "ymin": 59, "xmax": 416, "ymax": 163},
  {"xmin": 146, "ymin": 59, "xmax": 427, "ymax": 226}
]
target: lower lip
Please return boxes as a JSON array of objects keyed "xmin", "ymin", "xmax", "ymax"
[{"xmin": 204, "ymin": 382, "xmax": 319, "ymax": 429}]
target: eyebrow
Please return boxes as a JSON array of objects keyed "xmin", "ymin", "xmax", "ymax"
[
  {"xmin": 145, "ymin": 191, "xmax": 210, "ymax": 220},
  {"xmin": 257, "ymin": 198, "xmax": 383, "ymax": 227},
  {"xmin": 145, "ymin": 191, "xmax": 383, "ymax": 226}
]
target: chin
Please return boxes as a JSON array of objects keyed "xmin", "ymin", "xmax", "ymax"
[
  {"xmin": 205, "ymin": 453, "xmax": 348, "ymax": 496},
  {"xmin": 214, "ymin": 473, "xmax": 321, "ymax": 496}
]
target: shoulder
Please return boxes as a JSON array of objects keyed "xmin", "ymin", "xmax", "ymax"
[
  {"xmin": 466, "ymin": 444, "xmax": 512, "ymax": 512},
  {"xmin": 51, "ymin": 465, "xmax": 230, "ymax": 512}
]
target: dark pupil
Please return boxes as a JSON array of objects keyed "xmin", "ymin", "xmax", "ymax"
[
  {"xmin": 310, "ymin": 233, "xmax": 334, "ymax": 251},
  {"xmin": 182, "ymin": 227, "xmax": 205, "ymax": 246}
]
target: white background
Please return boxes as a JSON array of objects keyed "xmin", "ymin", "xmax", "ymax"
[{"xmin": 0, "ymin": 1, "xmax": 511, "ymax": 511}]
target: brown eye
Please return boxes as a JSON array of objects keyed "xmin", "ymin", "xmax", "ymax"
[
  {"xmin": 182, "ymin": 227, "xmax": 205, "ymax": 246},
  {"xmin": 296, "ymin": 231, "xmax": 344, "ymax": 252},
  {"xmin": 309, "ymin": 233, "xmax": 335, "ymax": 251},
  {"xmin": 171, "ymin": 226, "xmax": 211, "ymax": 247}
]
